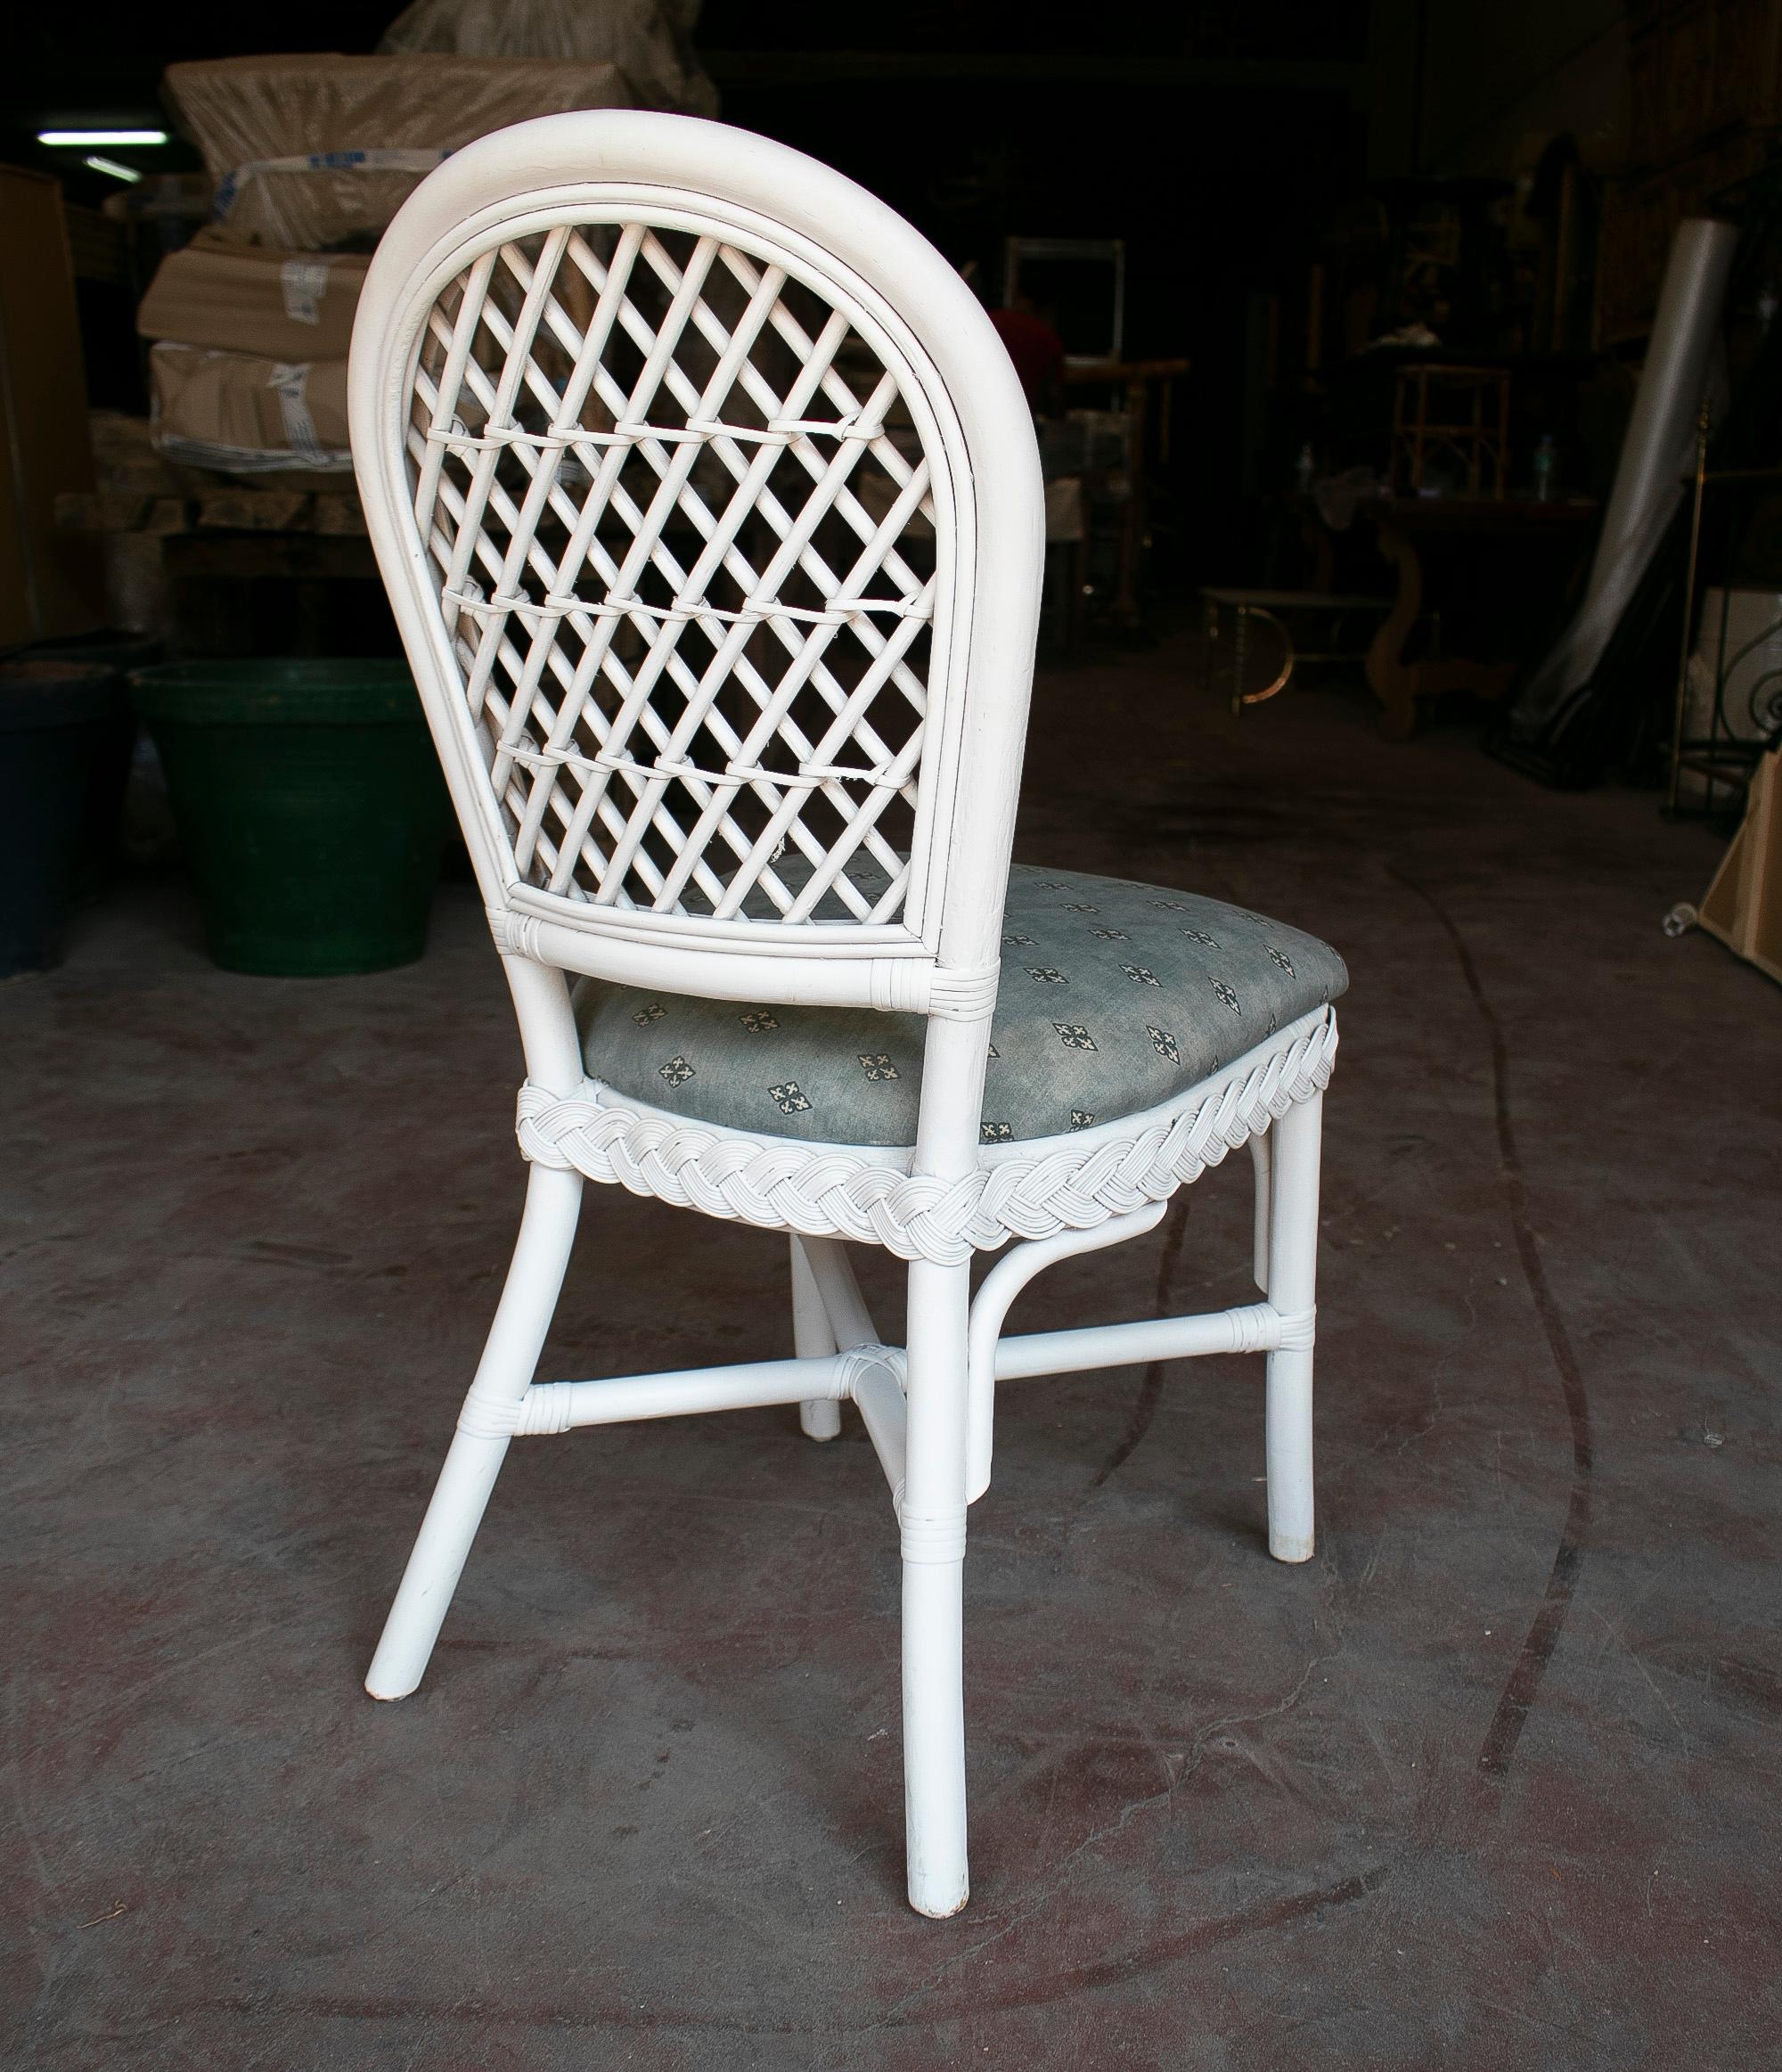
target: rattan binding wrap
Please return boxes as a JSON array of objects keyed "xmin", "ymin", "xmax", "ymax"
[{"xmin": 517, "ymin": 1007, "xmax": 1338, "ymax": 1264}]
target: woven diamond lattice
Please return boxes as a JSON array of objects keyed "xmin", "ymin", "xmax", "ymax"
[{"xmin": 407, "ymin": 218, "xmax": 944, "ymax": 925}]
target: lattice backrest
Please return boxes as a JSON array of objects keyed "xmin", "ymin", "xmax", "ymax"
[{"xmin": 351, "ymin": 114, "xmax": 1044, "ymax": 1010}]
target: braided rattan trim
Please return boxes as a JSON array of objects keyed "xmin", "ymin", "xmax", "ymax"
[{"xmin": 514, "ymin": 1009, "xmax": 1337, "ymax": 1265}]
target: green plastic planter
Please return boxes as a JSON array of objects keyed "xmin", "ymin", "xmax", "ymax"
[{"xmin": 128, "ymin": 659, "xmax": 451, "ymax": 976}]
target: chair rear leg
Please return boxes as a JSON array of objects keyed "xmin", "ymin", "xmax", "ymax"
[
  {"xmin": 1263, "ymin": 1092, "xmax": 1323, "ymax": 1563},
  {"xmin": 366, "ymin": 1162, "xmax": 584, "ymax": 1699},
  {"xmin": 901, "ymin": 1257, "xmax": 971, "ymax": 1916},
  {"xmin": 791, "ymin": 1235, "xmax": 843, "ymax": 1440},
  {"xmin": 1248, "ymin": 1129, "xmax": 1271, "ymax": 1290}
]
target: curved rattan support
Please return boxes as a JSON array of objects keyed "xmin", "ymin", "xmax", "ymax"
[
  {"xmin": 515, "ymin": 1007, "xmax": 1337, "ymax": 1265},
  {"xmin": 964, "ymin": 1200, "xmax": 1169, "ymax": 1500}
]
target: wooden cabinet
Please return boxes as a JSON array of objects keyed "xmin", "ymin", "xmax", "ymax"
[
  {"xmin": 0, "ymin": 168, "xmax": 105, "ymax": 645},
  {"xmin": 1600, "ymin": 0, "xmax": 1782, "ymax": 342}
]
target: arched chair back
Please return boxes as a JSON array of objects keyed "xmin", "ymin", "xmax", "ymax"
[{"xmin": 350, "ymin": 112, "xmax": 1044, "ymax": 1045}]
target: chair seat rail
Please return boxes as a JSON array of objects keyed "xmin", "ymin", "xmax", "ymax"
[{"xmin": 515, "ymin": 1006, "xmax": 1337, "ymax": 1262}]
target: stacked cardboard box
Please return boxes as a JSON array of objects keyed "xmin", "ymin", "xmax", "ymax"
[
  {"xmin": 140, "ymin": 233, "xmax": 368, "ymax": 473},
  {"xmin": 137, "ymin": 53, "xmax": 632, "ymax": 478}
]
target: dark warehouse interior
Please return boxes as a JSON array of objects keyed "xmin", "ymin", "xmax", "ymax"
[{"xmin": 2, "ymin": 5, "xmax": 1778, "ymax": 2068}]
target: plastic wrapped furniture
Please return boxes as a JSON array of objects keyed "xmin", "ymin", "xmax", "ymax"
[
  {"xmin": 379, "ymin": 0, "xmax": 718, "ymax": 118},
  {"xmin": 348, "ymin": 111, "xmax": 1345, "ymax": 1917}
]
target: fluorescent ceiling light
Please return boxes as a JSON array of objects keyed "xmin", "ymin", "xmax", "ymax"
[
  {"xmin": 38, "ymin": 128, "xmax": 168, "ymax": 147},
  {"xmin": 84, "ymin": 155, "xmax": 143, "ymax": 184}
]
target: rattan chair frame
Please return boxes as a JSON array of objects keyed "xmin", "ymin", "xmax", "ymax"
[{"xmin": 349, "ymin": 111, "xmax": 1333, "ymax": 1918}]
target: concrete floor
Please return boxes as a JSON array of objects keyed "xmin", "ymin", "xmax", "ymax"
[{"xmin": 4, "ymin": 639, "xmax": 1778, "ymax": 2069}]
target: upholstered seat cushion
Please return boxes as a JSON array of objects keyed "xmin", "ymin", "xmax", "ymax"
[{"xmin": 571, "ymin": 864, "xmax": 1347, "ymax": 1148}]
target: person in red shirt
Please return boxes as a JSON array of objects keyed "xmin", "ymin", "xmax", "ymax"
[{"xmin": 989, "ymin": 293, "xmax": 1066, "ymax": 420}]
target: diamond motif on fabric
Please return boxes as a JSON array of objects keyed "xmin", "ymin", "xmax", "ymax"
[
  {"xmin": 1053, "ymin": 1021, "xmax": 1098, "ymax": 1051},
  {"xmin": 739, "ymin": 1011, "xmax": 781, "ymax": 1033},
  {"xmin": 858, "ymin": 1052, "xmax": 900, "ymax": 1080},
  {"xmin": 1151, "ymin": 898, "xmax": 1189, "ymax": 910},
  {"xmin": 768, "ymin": 1082, "xmax": 812, "ymax": 1115},
  {"xmin": 1091, "ymin": 927, "xmax": 1130, "ymax": 939},
  {"xmin": 1267, "ymin": 945, "xmax": 1296, "ymax": 975},
  {"xmin": 1122, "ymin": 963, "xmax": 1160, "ymax": 986},
  {"xmin": 986, "ymin": 1043, "xmax": 1001, "ymax": 1059},
  {"xmin": 1027, "ymin": 967, "xmax": 1068, "ymax": 984},
  {"xmin": 1002, "ymin": 933, "xmax": 1034, "ymax": 946},
  {"xmin": 1148, "ymin": 1025, "xmax": 1180, "ymax": 1062},
  {"xmin": 632, "ymin": 1002, "xmax": 666, "ymax": 1026},
  {"xmin": 658, "ymin": 1055, "xmax": 695, "ymax": 1086},
  {"xmin": 1212, "ymin": 979, "xmax": 1241, "ymax": 1013},
  {"xmin": 980, "ymin": 1121, "xmax": 1013, "ymax": 1143},
  {"xmin": 1065, "ymin": 903, "xmax": 1099, "ymax": 913},
  {"xmin": 1181, "ymin": 929, "xmax": 1218, "ymax": 947},
  {"xmin": 1069, "ymin": 1109, "xmax": 1095, "ymax": 1130}
]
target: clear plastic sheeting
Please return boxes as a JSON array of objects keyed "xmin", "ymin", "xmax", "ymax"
[
  {"xmin": 1512, "ymin": 218, "xmax": 1737, "ymax": 738},
  {"xmin": 379, "ymin": 0, "xmax": 717, "ymax": 117},
  {"xmin": 163, "ymin": 53, "xmax": 634, "ymax": 250}
]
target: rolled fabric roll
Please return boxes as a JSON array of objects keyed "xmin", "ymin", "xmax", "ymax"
[{"xmin": 1513, "ymin": 217, "xmax": 1737, "ymax": 734}]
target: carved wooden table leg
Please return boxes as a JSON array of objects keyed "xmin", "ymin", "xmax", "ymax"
[
  {"xmin": 1366, "ymin": 517, "xmax": 1515, "ymax": 740},
  {"xmin": 1365, "ymin": 520, "xmax": 1425, "ymax": 740}
]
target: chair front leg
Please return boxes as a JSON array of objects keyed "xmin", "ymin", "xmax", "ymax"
[
  {"xmin": 791, "ymin": 1236, "xmax": 844, "ymax": 1440},
  {"xmin": 365, "ymin": 1160, "xmax": 584, "ymax": 1699},
  {"xmin": 900, "ymin": 1256, "xmax": 972, "ymax": 1917},
  {"xmin": 1263, "ymin": 1091, "xmax": 1323, "ymax": 1563}
]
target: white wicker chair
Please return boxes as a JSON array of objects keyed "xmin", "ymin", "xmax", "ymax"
[{"xmin": 348, "ymin": 111, "xmax": 1339, "ymax": 1917}]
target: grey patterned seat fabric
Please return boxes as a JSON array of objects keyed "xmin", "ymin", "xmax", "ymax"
[{"xmin": 572, "ymin": 864, "xmax": 1348, "ymax": 1148}]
